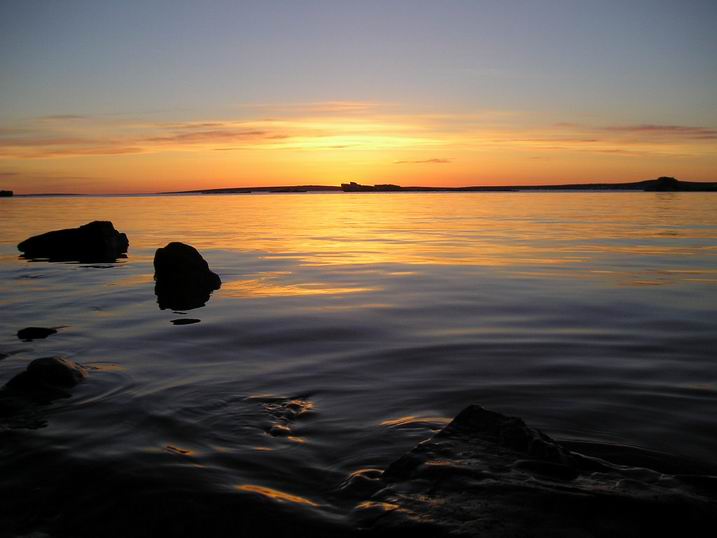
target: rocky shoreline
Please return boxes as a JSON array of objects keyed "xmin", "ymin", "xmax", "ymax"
[{"xmin": 351, "ymin": 405, "xmax": 717, "ymax": 536}]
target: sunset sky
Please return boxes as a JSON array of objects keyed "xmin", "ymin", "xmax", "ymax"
[{"xmin": 1, "ymin": 0, "xmax": 716, "ymax": 194}]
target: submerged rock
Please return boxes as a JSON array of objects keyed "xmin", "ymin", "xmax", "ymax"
[
  {"xmin": 5, "ymin": 356, "xmax": 87, "ymax": 393},
  {"xmin": 0, "ymin": 357, "xmax": 88, "ymax": 424},
  {"xmin": 154, "ymin": 242, "xmax": 221, "ymax": 310},
  {"xmin": 17, "ymin": 327, "xmax": 58, "ymax": 341},
  {"xmin": 17, "ymin": 221, "xmax": 129, "ymax": 262},
  {"xmin": 354, "ymin": 404, "xmax": 717, "ymax": 537}
]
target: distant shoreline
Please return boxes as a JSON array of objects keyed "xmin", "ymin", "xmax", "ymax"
[
  {"xmin": 4, "ymin": 177, "xmax": 716, "ymax": 197},
  {"xmin": 166, "ymin": 176, "xmax": 717, "ymax": 194}
]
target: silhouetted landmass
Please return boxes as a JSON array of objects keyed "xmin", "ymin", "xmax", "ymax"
[
  {"xmin": 164, "ymin": 177, "xmax": 716, "ymax": 195},
  {"xmin": 17, "ymin": 221, "xmax": 129, "ymax": 262},
  {"xmin": 342, "ymin": 176, "xmax": 717, "ymax": 192},
  {"xmin": 154, "ymin": 242, "xmax": 221, "ymax": 310},
  {"xmin": 352, "ymin": 404, "xmax": 717, "ymax": 536},
  {"xmin": 14, "ymin": 193, "xmax": 83, "ymax": 197},
  {"xmin": 0, "ymin": 190, "xmax": 13, "ymax": 197},
  {"xmin": 166, "ymin": 185, "xmax": 342, "ymax": 194}
]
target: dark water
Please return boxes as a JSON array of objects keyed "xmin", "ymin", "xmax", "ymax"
[{"xmin": 1, "ymin": 193, "xmax": 716, "ymax": 534}]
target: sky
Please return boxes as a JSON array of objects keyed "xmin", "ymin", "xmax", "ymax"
[{"xmin": 1, "ymin": 0, "xmax": 716, "ymax": 194}]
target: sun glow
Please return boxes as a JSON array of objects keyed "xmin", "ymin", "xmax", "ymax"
[{"xmin": 2, "ymin": 103, "xmax": 716, "ymax": 194}]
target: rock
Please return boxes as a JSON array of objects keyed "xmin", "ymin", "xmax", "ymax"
[
  {"xmin": 5, "ymin": 356, "xmax": 88, "ymax": 392},
  {"xmin": 154, "ymin": 242, "xmax": 221, "ymax": 288},
  {"xmin": 0, "ymin": 357, "xmax": 88, "ymax": 422},
  {"xmin": 17, "ymin": 221, "xmax": 129, "ymax": 262},
  {"xmin": 170, "ymin": 318, "xmax": 201, "ymax": 325},
  {"xmin": 154, "ymin": 242, "xmax": 221, "ymax": 310},
  {"xmin": 353, "ymin": 404, "xmax": 717, "ymax": 537},
  {"xmin": 17, "ymin": 327, "xmax": 58, "ymax": 341}
]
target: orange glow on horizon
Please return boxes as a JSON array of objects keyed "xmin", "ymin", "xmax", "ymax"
[{"xmin": 1, "ymin": 104, "xmax": 715, "ymax": 194}]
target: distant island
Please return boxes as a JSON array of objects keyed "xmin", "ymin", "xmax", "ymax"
[
  {"xmin": 341, "ymin": 176, "xmax": 717, "ymax": 192},
  {"xmin": 167, "ymin": 177, "xmax": 716, "ymax": 195},
  {"xmin": 165, "ymin": 185, "xmax": 342, "ymax": 195},
  {"xmin": 4, "ymin": 177, "xmax": 716, "ymax": 197}
]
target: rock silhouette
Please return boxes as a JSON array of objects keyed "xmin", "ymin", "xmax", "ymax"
[
  {"xmin": 354, "ymin": 405, "xmax": 717, "ymax": 537},
  {"xmin": 154, "ymin": 242, "xmax": 221, "ymax": 310},
  {"xmin": 17, "ymin": 327, "xmax": 58, "ymax": 341},
  {"xmin": 17, "ymin": 221, "xmax": 129, "ymax": 262},
  {"xmin": 0, "ymin": 357, "xmax": 88, "ymax": 425},
  {"xmin": 170, "ymin": 318, "xmax": 201, "ymax": 325}
]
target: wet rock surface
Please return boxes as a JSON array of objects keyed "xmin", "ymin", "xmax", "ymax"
[
  {"xmin": 154, "ymin": 242, "xmax": 221, "ymax": 310},
  {"xmin": 17, "ymin": 326, "xmax": 58, "ymax": 341},
  {"xmin": 0, "ymin": 357, "xmax": 88, "ymax": 426},
  {"xmin": 17, "ymin": 221, "xmax": 129, "ymax": 262},
  {"xmin": 353, "ymin": 405, "xmax": 717, "ymax": 537}
]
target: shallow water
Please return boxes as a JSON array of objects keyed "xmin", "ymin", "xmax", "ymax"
[{"xmin": 1, "ymin": 192, "xmax": 716, "ymax": 533}]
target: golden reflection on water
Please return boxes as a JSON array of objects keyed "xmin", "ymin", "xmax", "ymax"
[
  {"xmin": 221, "ymin": 276, "xmax": 378, "ymax": 298},
  {"xmin": 236, "ymin": 485, "xmax": 319, "ymax": 507},
  {"xmin": 380, "ymin": 416, "xmax": 451, "ymax": 427},
  {"xmin": 2, "ymin": 192, "xmax": 716, "ymax": 286}
]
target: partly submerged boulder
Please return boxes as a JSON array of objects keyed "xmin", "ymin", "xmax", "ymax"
[
  {"xmin": 154, "ymin": 242, "xmax": 221, "ymax": 310},
  {"xmin": 17, "ymin": 221, "xmax": 129, "ymax": 262},
  {"xmin": 5, "ymin": 356, "xmax": 88, "ymax": 393},
  {"xmin": 0, "ymin": 357, "xmax": 88, "ymax": 423},
  {"xmin": 353, "ymin": 404, "xmax": 717, "ymax": 537}
]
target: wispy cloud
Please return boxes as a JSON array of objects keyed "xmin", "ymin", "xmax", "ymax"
[
  {"xmin": 238, "ymin": 100, "xmax": 389, "ymax": 115},
  {"xmin": 39, "ymin": 114, "xmax": 89, "ymax": 121},
  {"xmin": 394, "ymin": 158, "xmax": 451, "ymax": 164},
  {"xmin": 600, "ymin": 124, "xmax": 717, "ymax": 140},
  {"xmin": 1, "ymin": 107, "xmax": 715, "ymax": 160}
]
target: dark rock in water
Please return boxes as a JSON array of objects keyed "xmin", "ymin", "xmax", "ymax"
[
  {"xmin": 154, "ymin": 242, "xmax": 221, "ymax": 288},
  {"xmin": 170, "ymin": 318, "xmax": 201, "ymax": 325},
  {"xmin": 5, "ymin": 356, "xmax": 87, "ymax": 392},
  {"xmin": 0, "ymin": 357, "xmax": 88, "ymax": 424},
  {"xmin": 354, "ymin": 404, "xmax": 717, "ymax": 537},
  {"xmin": 154, "ymin": 242, "xmax": 221, "ymax": 310},
  {"xmin": 17, "ymin": 221, "xmax": 129, "ymax": 262},
  {"xmin": 17, "ymin": 327, "xmax": 58, "ymax": 341}
]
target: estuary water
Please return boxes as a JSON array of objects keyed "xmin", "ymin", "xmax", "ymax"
[{"xmin": 1, "ymin": 192, "xmax": 716, "ymax": 535}]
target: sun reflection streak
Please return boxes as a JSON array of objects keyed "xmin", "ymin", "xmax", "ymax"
[{"xmin": 236, "ymin": 485, "xmax": 320, "ymax": 507}]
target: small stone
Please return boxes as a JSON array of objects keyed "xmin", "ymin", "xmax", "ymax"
[{"xmin": 17, "ymin": 327, "xmax": 58, "ymax": 341}]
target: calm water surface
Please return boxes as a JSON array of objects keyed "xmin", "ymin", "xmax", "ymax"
[{"xmin": 1, "ymin": 192, "xmax": 716, "ymax": 530}]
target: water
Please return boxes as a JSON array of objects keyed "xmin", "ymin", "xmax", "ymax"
[{"xmin": 1, "ymin": 192, "xmax": 716, "ymax": 534}]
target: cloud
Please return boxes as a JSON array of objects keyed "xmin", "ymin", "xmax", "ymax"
[
  {"xmin": 144, "ymin": 129, "xmax": 270, "ymax": 144},
  {"xmin": 601, "ymin": 124, "xmax": 717, "ymax": 140},
  {"xmin": 394, "ymin": 158, "xmax": 451, "ymax": 164},
  {"xmin": 39, "ymin": 114, "xmax": 89, "ymax": 121},
  {"xmin": 2, "ymin": 108, "xmax": 715, "ymax": 161},
  {"xmin": 238, "ymin": 101, "xmax": 389, "ymax": 115}
]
